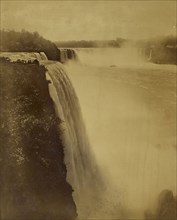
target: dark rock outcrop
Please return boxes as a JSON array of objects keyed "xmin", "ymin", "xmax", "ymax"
[
  {"xmin": 156, "ymin": 190, "xmax": 176, "ymax": 220},
  {"xmin": 145, "ymin": 189, "xmax": 177, "ymax": 220},
  {"xmin": 0, "ymin": 58, "xmax": 77, "ymax": 219}
]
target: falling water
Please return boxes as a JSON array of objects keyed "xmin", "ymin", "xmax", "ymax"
[
  {"xmin": 0, "ymin": 51, "xmax": 124, "ymax": 218},
  {"xmin": 75, "ymin": 46, "xmax": 145, "ymax": 67},
  {"xmin": 42, "ymin": 61, "xmax": 108, "ymax": 218}
]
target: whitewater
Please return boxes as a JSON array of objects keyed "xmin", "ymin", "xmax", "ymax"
[{"xmin": 65, "ymin": 48, "xmax": 176, "ymax": 218}]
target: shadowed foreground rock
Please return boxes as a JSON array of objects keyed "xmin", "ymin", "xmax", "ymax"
[
  {"xmin": 145, "ymin": 189, "xmax": 177, "ymax": 220},
  {"xmin": 0, "ymin": 58, "xmax": 77, "ymax": 219}
]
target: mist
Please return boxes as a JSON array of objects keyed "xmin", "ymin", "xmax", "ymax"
[
  {"xmin": 75, "ymin": 45, "xmax": 145, "ymax": 68},
  {"xmin": 65, "ymin": 49, "xmax": 176, "ymax": 218}
]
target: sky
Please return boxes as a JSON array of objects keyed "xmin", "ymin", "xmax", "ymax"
[{"xmin": 1, "ymin": 0, "xmax": 176, "ymax": 41}]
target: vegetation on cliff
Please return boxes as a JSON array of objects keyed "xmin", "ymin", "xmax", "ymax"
[
  {"xmin": 0, "ymin": 58, "xmax": 77, "ymax": 219},
  {"xmin": 0, "ymin": 30, "xmax": 60, "ymax": 61}
]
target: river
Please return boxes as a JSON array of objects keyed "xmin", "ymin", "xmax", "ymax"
[{"xmin": 65, "ymin": 48, "xmax": 176, "ymax": 218}]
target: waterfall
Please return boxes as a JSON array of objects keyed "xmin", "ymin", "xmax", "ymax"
[
  {"xmin": 75, "ymin": 47, "xmax": 145, "ymax": 67},
  {"xmin": 58, "ymin": 49, "xmax": 78, "ymax": 63},
  {"xmin": 41, "ymin": 61, "xmax": 105, "ymax": 217},
  {"xmin": 0, "ymin": 51, "xmax": 106, "ymax": 218},
  {"xmin": 65, "ymin": 49, "xmax": 177, "ymax": 219},
  {"xmin": 40, "ymin": 52, "xmax": 48, "ymax": 60},
  {"xmin": 0, "ymin": 51, "xmax": 125, "ymax": 218}
]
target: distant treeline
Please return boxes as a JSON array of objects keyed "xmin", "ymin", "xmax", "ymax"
[
  {"xmin": 0, "ymin": 30, "xmax": 176, "ymax": 64},
  {"xmin": 55, "ymin": 38, "xmax": 126, "ymax": 48},
  {"xmin": 0, "ymin": 30, "xmax": 60, "ymax": 61}
]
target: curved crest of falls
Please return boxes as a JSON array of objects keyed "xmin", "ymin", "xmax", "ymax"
[{"xmin": 0, "ymin": 51, "xmax": 48, "ymax": 62}]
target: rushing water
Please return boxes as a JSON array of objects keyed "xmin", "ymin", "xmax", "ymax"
[
  {"xmin": 43, "ymin": 61, "xmax": 107, "ymax": 218},
  {"xmin": 65, "ymin": 48, "xmax": 176, "ymax": 218}
]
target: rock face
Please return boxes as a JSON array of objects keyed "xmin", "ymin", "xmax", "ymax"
[
  {"xmin": 156, "ymin": 190, "xmax": 176, "ymax": 220},
  {"xmin": 145, "ymin": 190, "xmax": 177, "ymax": 220},
  {"xmin": 0, "ymin": 58, "xmax": 77, "ymax": 219}
]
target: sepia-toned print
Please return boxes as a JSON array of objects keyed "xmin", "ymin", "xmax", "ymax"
[{"xmin": 0, "ymin": 1, "xmax": 176, "ymax": 219}]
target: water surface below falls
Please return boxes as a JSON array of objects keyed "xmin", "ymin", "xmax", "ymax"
[{"xmin": 65, "ymin": 51, "xmax": 176, "ymax": 218}]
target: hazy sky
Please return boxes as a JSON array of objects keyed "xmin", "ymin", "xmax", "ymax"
[{"xmin": 1, "ymin": 1, "xmax": 176, "ymax": 41}]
